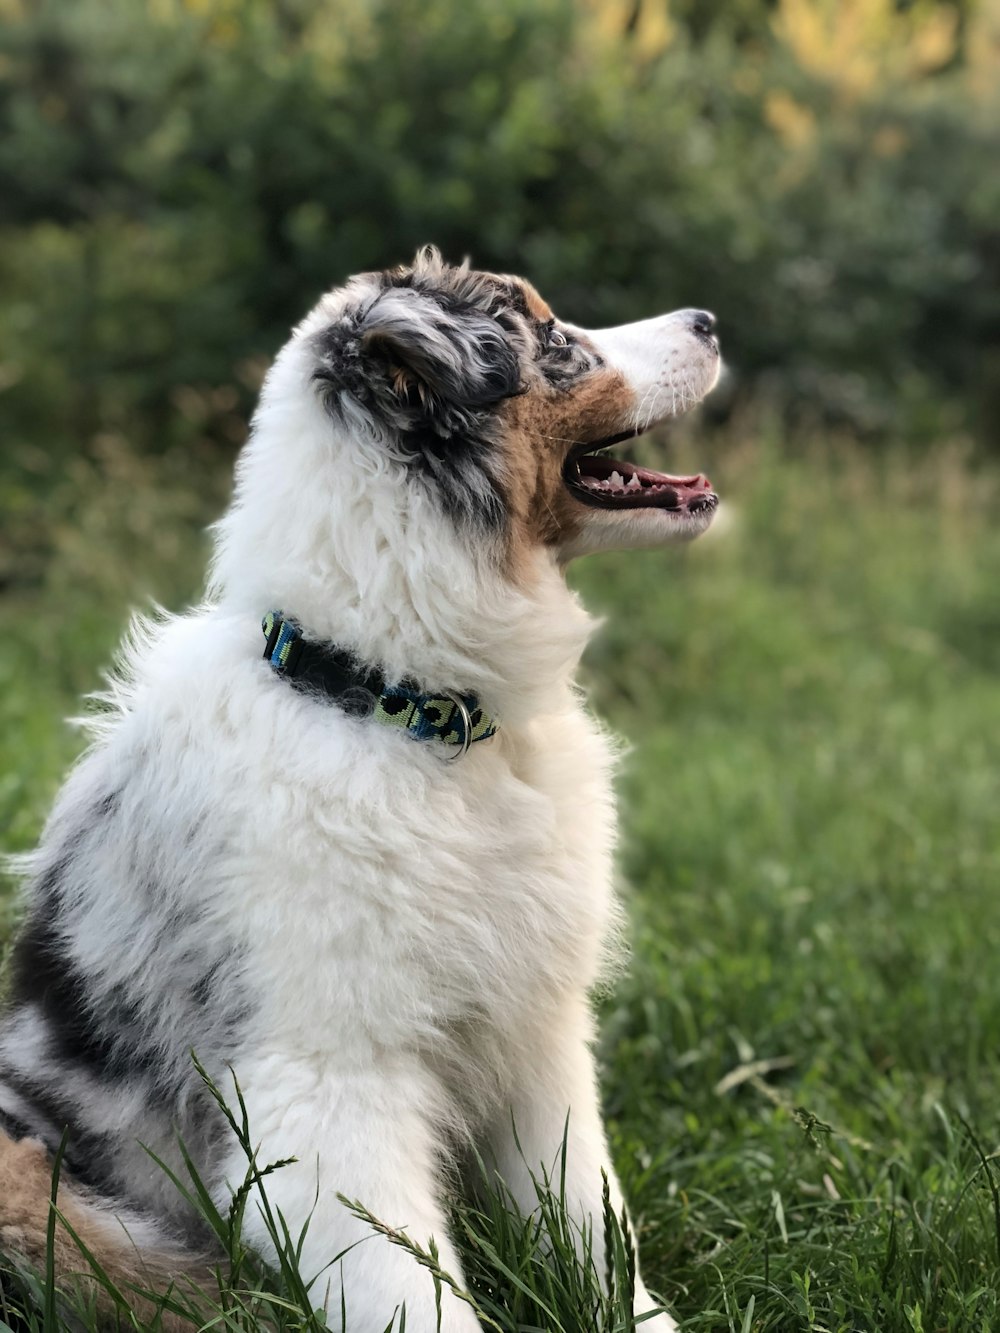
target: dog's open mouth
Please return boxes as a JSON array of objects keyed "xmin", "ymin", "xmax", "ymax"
[{"xmin": 564, "ymin": 433, "xmax": 718, "ymax": 515}]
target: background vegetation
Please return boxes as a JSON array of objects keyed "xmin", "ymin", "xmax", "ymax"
[{"xmin": 1, "ymin": 0, "xmax": 999, "ymax": 1329}]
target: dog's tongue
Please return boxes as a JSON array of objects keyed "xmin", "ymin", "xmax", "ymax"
[{"xmin": 632, "ymin": 468, "xmax": 714, "ymax": 503}]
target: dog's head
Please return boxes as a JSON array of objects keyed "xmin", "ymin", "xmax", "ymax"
[
  {"xmin": 296, "ymin": 246, "xmax": 720, "ymax": 567},
  {"xmin": 215, "ymin": 248, "xmax": 721, "ymax": 692}
]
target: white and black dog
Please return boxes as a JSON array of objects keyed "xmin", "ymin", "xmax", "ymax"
[{"xmin": 0, "ymin": 247, "xmax": 720, "ymax": 1331}]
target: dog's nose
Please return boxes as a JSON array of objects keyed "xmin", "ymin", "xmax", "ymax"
[{"xmin": 690, "ymin": 310, "xmax": 716, "ymax": 338}]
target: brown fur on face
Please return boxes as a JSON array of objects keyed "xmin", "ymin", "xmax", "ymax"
[
  {"xmin": 499, "ymin": 362, "xmax": 634, "ymax": 568},
  {"xmin": 519, "ymin": 281, "xmax": 553, "ymax": 324}
]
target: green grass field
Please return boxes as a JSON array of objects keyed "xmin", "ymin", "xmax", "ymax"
[{"xmin": 2, "ymin": 429, "xmax": 999, "ymax": 1331}]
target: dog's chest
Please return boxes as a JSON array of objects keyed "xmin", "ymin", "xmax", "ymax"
[{"xmin": 238, "ymin": 712, "xmax": 617, "ymax": 1057}]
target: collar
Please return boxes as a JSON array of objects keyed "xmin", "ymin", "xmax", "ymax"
[{"xmin": 261, "ymin": 611, "xmax": 498, "ymax": 756}]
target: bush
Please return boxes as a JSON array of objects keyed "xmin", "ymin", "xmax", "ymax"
[{"xmin": 0, "ymin": 0, "xmax": 997, "ymax": 585}]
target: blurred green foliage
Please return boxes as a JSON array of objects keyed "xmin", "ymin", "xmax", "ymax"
[{"xmin": 1, "ymin": 0, "xmax": 998, "ymax": 590}]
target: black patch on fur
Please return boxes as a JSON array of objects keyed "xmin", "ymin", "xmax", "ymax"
[
  {"xmin": 0, "ymin": 1062, "xmax": 117, "ymax": 1187},
  {"xmin": 538, "ymin": 331, "xmax": 603, "ymax": 388},
  {"xmin": 32, "ymin": 844, "xmax": 77, "ymax": 910},
  {"xmin": 539, "ymin": 352, "xmax": 584, "ymax": 387},
  {"xmin": 191, "ymin": 963, "xmax": 220, "ymax": 1011},
  {"xmin": 396, "ymin": 421, "xmax": 508, "ymax": 530},
  {"xmin": 497, "ymin": 282, "xmax": 532, "ymax": 321},
  {"xmin": 312, "ymin": 264, "xmax": 532, "ymax": 533},
  {"xmin": 0, "ymin": 785, "xmax": 249, "ymax": 1235},
  {"xmin": 95, "ymin": 788, "xmax": 121, "ymax": 818},
  {"xmin": 189, "ymin": 952, "xmax": 247, "ymax": 1024},
  {"xmin": 10, "ymin": 816, "xmax": 194, "ymax": 1090},
  {"xmin": 11, "ymin": 921, "xmax": 154, "ymax": 1082},
  {"xmin": 0, "ymin": 1103, "xmax": 32, "ymax": 1141},
  {"xmin": 0, "ymin": 1058, "xmax": 220, "ymax": 1246},
  {"xmin": 29, "ymin": 792, "xmax": 118, "ymax": 907}
]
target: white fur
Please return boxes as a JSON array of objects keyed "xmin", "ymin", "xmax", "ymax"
[{"xmin": 585, "ymin": 309, "xmax": 717, "ymax": 424}]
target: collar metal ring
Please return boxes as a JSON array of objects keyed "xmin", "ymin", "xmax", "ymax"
[{"xmin": 444, "ymin": 692, "xmax": 473, "ymax": 760}]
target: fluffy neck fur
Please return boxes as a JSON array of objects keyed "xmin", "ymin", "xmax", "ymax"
[{"xmin": 209, "ymin": 334, "xmax": 593, "ymax": 726}]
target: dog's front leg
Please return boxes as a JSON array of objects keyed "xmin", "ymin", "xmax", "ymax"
[
  {"xmin": 484, "ymin": 998, "xmax": 679, "ymax": 1333},
  {"xmin": 224, "ymin": 1061, "xmax": 482, "ymax": 1333}
]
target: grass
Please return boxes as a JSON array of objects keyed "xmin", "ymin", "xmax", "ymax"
[
  {"xmin": 0, "ymin": 1060, "xmax": 662, "ymax": 1332},
  {"xmin": 2, "ymin": 424, "xmax": 1000, "ymax": 1330}
]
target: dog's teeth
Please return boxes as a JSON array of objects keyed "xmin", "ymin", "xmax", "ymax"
[
  {"xmin": 626, "ymin": 474, "xmax": 641, "ymax": 489},
  {"xmin": 609, "ymin": 471, "xmax": 624, "ymax": 488}
]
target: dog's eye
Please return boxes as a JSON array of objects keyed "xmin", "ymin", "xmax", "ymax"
[{"xmin": 547, "ymin": 326, "xmax": 568, "ymax": 349}]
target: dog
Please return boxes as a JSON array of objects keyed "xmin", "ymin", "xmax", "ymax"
[{"xmin": 0, "ymin": 246, "xmax": 720, "ymax": 1331}]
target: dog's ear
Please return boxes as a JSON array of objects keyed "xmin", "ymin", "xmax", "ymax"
[{"xmin": 360, "ymin": 288, "xmax": 521, "ymax": 413}]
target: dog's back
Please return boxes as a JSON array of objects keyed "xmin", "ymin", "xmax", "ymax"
[{"xmin": 0, "ymin": 625, "xmax": 246, "ymax": 1233}]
